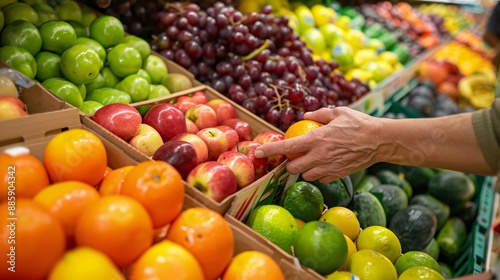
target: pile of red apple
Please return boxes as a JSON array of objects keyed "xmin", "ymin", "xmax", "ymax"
[
  {"xmin": 91, "ymin": 91, "xmax": 286, "ymax": 203},
  {"xmin": 417, "ymin": 59, "xmax": 463, "ymax": 101}
]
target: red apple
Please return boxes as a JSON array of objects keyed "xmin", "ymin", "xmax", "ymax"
[
  {"xmin": 176, "ymin": 96, "xmax": 192, "ymax": 104},
  {"xmin": 417, "ymin": 61, "xmax": 448, "ymax": 86},
  {"xmin": 216, "ymin": 125, "xmax": 239, "ymax": 150},
  {"xmin": 196, "ymin": 127, "xmax": 228, "ymax": 161},
  {"xmin": 92, "ymin": 103, "xmax": 141, "ymax": 142},
  {"xmin": 253, "ymin": 130, "xmax": 287, "ymax": 170},
  {"xmin": 217, "ymin": 151, "xmax": 255, "ymax": 189},
  {"xmin": 186, "ymin": 161, "xmax": 237, "ymax": 202},
  {"xmin": 0, "ymin": 96, "xmax": 27, "ymax": 120},
  {"xmin": 206, "ymin": 99, "xmax": 236, "ymax": 125},
  {"xmin": 190, "ymin": 91, "xmax": 208, "ymax": 104},
  {"xmin": 152, "ymin": 140, "xmax": 198, "ymax": 179},
  {"xmin": 185, "ymin": 104, "xmax": 218, "ymax": 130},
  {"xmin": 185, "ymin": 118, "xmax": 199, "ymax": 134},
  {"xmin": 143, "ymin": 103, "xmax": 187, "ymax": 142},
  {"xmin": 129, "ymin": 124, "xmax": 164, "ymax": 157},
  {"xmin": 437, "ymin": 81, "xmax": 459, "ymax": 101},
  {"xmin": 232, "ymin": 141, "xmax": 268, "ymax": 180},
  {"xmin": 222, "ymin": 118, "xmax": 252, "ymax": 142},
  {"xmin": 170, "ymin": 133, "xmax": 208, "ymax": 164},
  {"xmin": 175, "ymin": 100, "xmax": 196, "ymax": 114}
]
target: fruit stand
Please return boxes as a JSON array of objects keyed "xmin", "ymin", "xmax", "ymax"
[{"xmin": 0, "ymin": 0, "xmax": 498, "ymax": 279}]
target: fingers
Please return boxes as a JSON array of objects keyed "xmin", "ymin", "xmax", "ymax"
[
  {"xmin": 303, "ymin": 108, "xmax": 336, "ymax": 124},
  {"xmin": 255, "ymin": 134, "xmax": 311, "ymax": 158}
]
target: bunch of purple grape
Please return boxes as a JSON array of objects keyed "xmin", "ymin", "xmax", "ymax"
[{"xmin": 152, "ymin": 2, "xmax": 369, "ymax": 131}]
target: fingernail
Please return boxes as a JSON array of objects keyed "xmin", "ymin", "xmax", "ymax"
[{"xmin": 254, "ymin": 149, "xmax": 264, "ymax": 158}]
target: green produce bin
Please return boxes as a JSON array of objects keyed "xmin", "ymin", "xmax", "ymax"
[{"xmin": 453, "ymin": 176, "xmax": 496, "ymax": 276}]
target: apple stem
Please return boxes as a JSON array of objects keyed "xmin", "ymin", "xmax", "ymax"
[{"xmin": 241, "ymin": 39, "xmax": 271, "ymax": 62}]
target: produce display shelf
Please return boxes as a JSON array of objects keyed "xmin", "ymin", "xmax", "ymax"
[{"xmin": 454, "ymin": 176, "xmax": 497, "ymax": 276}]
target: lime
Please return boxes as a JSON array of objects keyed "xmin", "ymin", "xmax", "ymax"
[
  {"xmin": 115, "ymin": 74, "xmax": 150, "ymax": 103},
  {"xmin": 121, "ymin": 35, "xmax": 150, "ymax": 61},
  {"xmin": 422, "ymin": 238, "xmax": 440, "ymax": 261},
  {"xmin": 395, "ymin": 251, "xmax": 441, "ymax": 276},
  {"xmin": 79, "ymin": 100, "xmax": 103, "ymax": 115},
  {"xmin": 84, "ymin": 72, "xmax": 104, "ymax": 96},
  {"xmin": 89, "ymin": 15, "xmax": 124, "ymax": 48},
  {"xmin": 281, "ymin": 181, "xmax": 324, "ymax": 222},
  {"xmin": 143, "ymin": 54, "xmax": 168, "ymax": 84},
  {"xmin": 76, "ymin": 37, "xmax": 106, "ymax": 69},
  {"xmin": 35, "ymin": 51, "xmax": 62, "ymax": 81},
  {"xmin": 149, "ymin": 84, "xmax": 170, "ymax": 100},
  {"xmin": 326, "ymin": 271, "xmax": 360, "ymax": 280},
  {"xmin": 137, "ymin": 69, "xmax": 151, "ymax": 84},
  {"xmin": 31, "ymin": 3, "xmax": 57, "ymax": 25},
  {"xmin": 356, "ymin": 226, "xmax": 402, "ymax": 264},
  {"xmin": 338, "ymin": 234, "xmax": 357, "ymax": 271},
  {"xmin": 439, "ymin": 262, "xmax": 453, "ymax": 278},
  {"xmin": 60, "ymin": 44, "xmax": 100, "ymax": 85},
  {"xmin": 398, "ymin": 266, "xmax": 445, "ymax": 280},
  {"xmin": 1, "ymin": 20, "xmax": 41, "ymax": 56},
  {"xmin": 293, "ymin": 221, "xmax": 347, "ymax": 275},
  {"xmin": 320, "ymin": 206, "xmax": 360, "ymax": 241},
  {"xmin": 246, "ymin": 205, "xmax": 299, "ymax": 255},
  {"xmin": 66, "ymin": 20, "xmax": 87, "ymax": 38},
  {"xmin": 107, "ymin": 43, "xmax": 142, "ymax": 78},
  {"xmin": 42, "ymin": 78, "xmax": 83, "ymax": 108},
  {"xmin": 57, "ymin": 1, "xmax": 82, "ymax": 23},
  {"xmin": 39, "ymin": 21, "xmax": 77, "ymax": 55},
  {"xmin": 0, "ymin": 45, "xmax": 37, "ymax": 79},
  {"xmin": 2, "ymin": 2, "xmax": 38, "ymax": 26},
  {"xmin": 347, "ymin": 249, "xmax": 397, "ymax": 280},
  {"xmin": 101, "ymin": 66, "xmax": 120, "ymax": 88}
]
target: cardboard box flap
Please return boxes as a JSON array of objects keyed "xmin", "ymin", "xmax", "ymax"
[{"xmin": 0, "ymin": 108, "xmax": 81, "ymax": 144}]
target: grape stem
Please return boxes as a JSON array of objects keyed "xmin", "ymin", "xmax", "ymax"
[
  {"xmin": 268, "ymin": 83, "xmax": 283, "ymax": 111},
  {"xmin": 241, "ymin": 39, "xmax": 271, "ymax": 61}
]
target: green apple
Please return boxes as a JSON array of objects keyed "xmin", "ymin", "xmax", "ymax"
[
  {"xmin": 89, "ymin": 15, "xmax": 124, "ymax": 48},
  {"xmin": 78, "ymin": 83, "xmax": 86, "ymax": 100},
  {"xmin": 3, "ymin": 2, "xmax": 38, "ymax": 26},
  {"xmin": 39, "ymin": 21, "xmax": 77, "ymax": 55},
  {"xmin": 35, "ymin": 51, "xmax": 62, "ymax": 81},
  {"xmin": 31, "ymin": 3, "xmax": 58, "ymax": 25},
  {"xmin": 137, "ymin": 69, "xmax": 152, "ymax": 84},
  {"xmin": 79, "ymin": 100, "xmax": 103, "ymax": 115},
  {"xmin": 115, "ymin": 74, "xmax": 150, "ymax": 103},
  {"xmin": 319, "ymin": 23, "xmax": 345, "ymax": 48},
  {"xmin": 1, "ymin": 20, "xmax": 42, "ymax": 56},
  {"xmin": 121, "ymin": 35, "xmax": 150, "ymax": 62},
  {"xmin": 107, "ymin": 43, "xmax": 142, "ymax": 78},
  {"xmin": 86, "ymin": 88, "xmax": 131, "ymax": 105},
  {"xmin": 42, "ymin": 77, "xmax": 83, "ymax": 107},
  {"xmin": 0, "ymin": 0, "xmax": 16, "ymax": 8},
  {"xmin": 303, "ymin": 28, "xmax": 326, "ymax": 54},
  {"xmin": 0, "ymin": 45, "xmax": 37, "ymax": 79},
  {"xmin": 67, "ymin": 20, "xmax": 87, "ymax": 38},
  {"xmin": 76, "ymin": 37, "xmax": 106, "ymax": 69},
  {"xmin": 330, "ymin": 41, "xmax": 354, "ymax": 71},
  {"xmin": 57, "ymin": 0, "xmax": 82, "ymax": 23},
  {"xmin": 85, "ymin": 73, "xmax": 104, "ymax": 96},
  {"xmin": 101, "ymin": 66, "xmax": 120, "ymax": 88},
  {"xmin": 81, "ymin": 6, "xmax": 97, "ymax": 28},
  {"xmin": 60, "ymin": 44, "xmax": 100, "ymax": 85},
  {"xmin": 149, "ymin": 84, "xmax": 170, "ymax": 100},
  {"xmin": 143, "ymin": 54, "xmax": 168, "ymax": 84}
]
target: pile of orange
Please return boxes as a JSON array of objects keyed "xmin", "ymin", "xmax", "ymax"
[
  {"xmin": 283, "ymin": 120, "xmax": 323, "ymax": 160},
  {"xmin": 0, "ymin": 128, "xmax": 285, "ymax": 279}
]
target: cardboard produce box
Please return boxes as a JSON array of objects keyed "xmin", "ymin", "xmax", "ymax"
[{"xmin": 82, "ymin": 84, "xmax": 290, "ymax": 215}]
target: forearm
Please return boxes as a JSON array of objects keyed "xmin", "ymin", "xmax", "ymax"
[{"xmin": 375, "ymin": 113, "xmax": 494, "ymax": 175}]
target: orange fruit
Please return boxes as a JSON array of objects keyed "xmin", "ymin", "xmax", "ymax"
[
  {"xmin": 0, "ymin": 150, "xmax": 50, "ymax": 201},
  {"xmin": 33, "ymin": 181, "xmax": 100, "ymax": 243},
  {"xmin": 283, "ymin": 120, "xmax": 323, "ymax": 160},
  {"xmin": 98, "ymin": 165, "xmax": 134, "ymax": 196},
  {"xmin": 121, "ymin": 161, "xmax": 184, "ymax": 228},
  {"xmin": 222, "ymin": 251, "xmax": 285, "ymax": 280},
  {"xmin": 167, "ymin": 207, "xmax": 234, "ymax": 280},
  {"xmin": 130, "ymin": 240, "xmax": 204, "ymax": 280},
  {"xmin": 74, "ymin": 195, "xmax": 153, "ymax": 267},
  {"xmin": 0, "ymin": 199, "xmax": 66, "ymax": 280},
  {"xmin": 96, "ymin": 166, "xmax": 113, "ymax": 188},
  {"xmin": 44, "ymin": 128, "xmax": 107, "ymax": 186}
]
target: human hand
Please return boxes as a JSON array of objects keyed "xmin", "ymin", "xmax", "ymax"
[{"xmin": 255, "ymin": 107, "xmax": 385, "ymax": 183}]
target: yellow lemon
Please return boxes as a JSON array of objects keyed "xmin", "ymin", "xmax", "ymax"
[
  {"xmin": 347, "ymin": 249, "xmax": 398, "ymax": 280},
  {"xmin": 320, "ymin": 206, "xmax": 361, "ymax": 241},
  {"xmin": 356, "ymin": 226, "xmax": 402, "ymax": 264}
]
